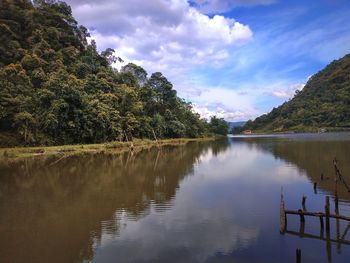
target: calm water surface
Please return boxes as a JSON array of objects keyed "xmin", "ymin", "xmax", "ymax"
[{"xmin": 1, "ymin": 133, "xmax": 350, "ymax": 263}]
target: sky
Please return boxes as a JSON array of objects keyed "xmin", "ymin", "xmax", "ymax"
[{"xmin": 65, "ymin": 0, "xmax": 350, "ymax": 122}]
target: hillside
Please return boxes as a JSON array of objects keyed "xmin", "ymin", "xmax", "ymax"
[
  {"xmin": 243, "ymin": 54, "xmax": 350, "ymax": 132},
  {"xmin": 0, "ymin": 0, "xmax": 228, "ymax": 147}
]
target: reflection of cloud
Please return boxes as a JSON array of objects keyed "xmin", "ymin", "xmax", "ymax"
[
  {"xmin": 194, "ymin": 140, "xmax": 309, "ymax": 184},
  {"xmin": 272, "ymin": 164, "xmax": 308, "ymax": 183},
  {"xmin": 92, "ymin": 140, "xmax": 311, "ymax": 262},
  {"xmin": 95, "ymin": 196, "xmax": 259, "ymax": 262},
  {"xmin": 197, "ymin": 148, "xmax": 214, "ymax": 163},
  {"xmin": 90, "ymin": 139, "xmax": 320, "ymax": 262}
]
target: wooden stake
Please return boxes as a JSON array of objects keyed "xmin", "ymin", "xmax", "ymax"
[
  {"xmin": 296, "ymin": 249, "xmax": 301, "ymax": 263},
  {"xmin": 325, "ymin": 195, "xmax": 332, "ymax": 262},
  {"xmin": 320, "ymin": 216, "xmax": 324, "ymax": 231},
  {"xmin": 320, "ymin": 216, "xmax": 324, "ymax": 238},
  {"xmin": 280, "ymin": 197, "xmax": 287, "ymax": 233},
  {"xmin": 325, "ymin": 196, "xmax": 330, "ymax": 234},
  {"xmin": 298, "ymin": 209, "xmax": 305, "ymax": 223},
  {"xmin": 302, "ymin": 195, "xmax": 307, "ymax": 211}
]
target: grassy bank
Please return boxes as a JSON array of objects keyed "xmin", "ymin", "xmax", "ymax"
[{"xmin": 0, "ymin": 137, "xmax": 222, "ymax": 160}]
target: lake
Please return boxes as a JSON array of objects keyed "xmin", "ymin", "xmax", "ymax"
[{"xmin": 1, "ymin": 133, "xmax": 350, "ymax": 263}]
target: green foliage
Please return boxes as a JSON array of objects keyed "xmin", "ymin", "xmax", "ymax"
[
  {"xmin": 208, "ymin": 116, "xmax": 229, "ymax": 136},
  {"xmin": 0, "ymin": 0, "xmax": 226, "ymax": 146},
  {"xmin": 243, "ymin": 54, "xmax": 350, "ymax": 132}
]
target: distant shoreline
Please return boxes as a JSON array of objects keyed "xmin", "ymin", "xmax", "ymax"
[{"xmin": 233, "ymin": 127, "xmax": 350, "ymax": 136}]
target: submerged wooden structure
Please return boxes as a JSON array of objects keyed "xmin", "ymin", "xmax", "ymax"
[{"xmin": 280, "ymin": 159, "xmax": 350, "ymax": 262}]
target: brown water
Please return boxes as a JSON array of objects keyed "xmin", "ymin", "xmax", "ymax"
[{"xmin": 1, "ymin": 133, "xmax": 350, "ymax": 263}]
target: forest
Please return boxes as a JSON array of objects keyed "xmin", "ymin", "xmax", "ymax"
[
  {"xmin": 0, "ymin": 0, "xmax": 228, "ymax": 146},
  {"xmin": 237, "ymin": 53, "xmax": 350, "ymax": 133}
]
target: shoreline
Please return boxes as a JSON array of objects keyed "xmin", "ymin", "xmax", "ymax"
[
  {"xmin": 233, "ymin": 127, "xmax": 350, "ymax": 136},
  {"xmin": 0, "ymin": 136, "xmax": 223, "ymax": 160}
]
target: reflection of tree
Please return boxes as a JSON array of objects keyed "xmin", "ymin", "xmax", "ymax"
[
  {"xmin": 211, "ymin": 138, "xmax": 230, "ymax": 156},
  {"xmin": 233, "ymin": 137, "xmax": 350, "ymax": 199},
  {"xmin": 0, "ymin": 140, "xmax": 229, "ymax": 263}
]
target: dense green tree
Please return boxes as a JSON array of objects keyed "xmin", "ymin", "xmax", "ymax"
[
  {"xmin": 121, "ymin": 63, "xmax": 147, "ymax": 87},
  {"xmin": 208, "ymin": 116, "xmax": 229, "ymax": 136}
]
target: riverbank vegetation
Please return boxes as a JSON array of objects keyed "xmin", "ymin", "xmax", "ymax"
[
  {"xmin": 0, "ymin": 136, "xmax": 224, "ymax": 160},
  {"xmin": 238, "ymin": 53, "xmax": 350, "ymax": 133},
  {"xmin": 0, "ymin": 0, "xmax": 228, "ymax": 147}
]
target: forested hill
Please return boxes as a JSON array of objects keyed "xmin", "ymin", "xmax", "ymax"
[
  {"xmin": 0, "ymin": 0, "xmax": 228, "ymax": 146},
  {"xmin": 242, "ymin": 54, "xmax": 350, "ymax": 132}
]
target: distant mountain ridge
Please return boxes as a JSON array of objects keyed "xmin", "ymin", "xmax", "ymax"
[
  {"xmin": 228, "ymin": 121, "xmax": 246, "ymax": 129},
  {"xmin": 243, "ymin": 54, "xmax": 350, "ymax": 132}
]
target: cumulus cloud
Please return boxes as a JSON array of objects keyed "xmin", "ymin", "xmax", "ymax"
[
  {"xmin": 192, "ymin": 104, "xmax": 254, "ymax": 121},
  {"xmin": 189, "ymin": 87, "xmax": 260, "ymax": 121},
  {"xmin": 190, "ymin": 0, "xmax": 275, "ymax": 14},
  {"xmin": 66, "ymin": 0, "xmax": 252, "ymax": 72}
]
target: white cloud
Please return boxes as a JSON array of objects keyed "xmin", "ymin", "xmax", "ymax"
[
  {"xmin": 192, "ymin": 103, "xmax": 253, "ymax": 121},
  {"xmin": 189, "ymin": 86, "xmax": 260, "ymax": 121},
  {"xmin": 186, "ymin": 80, "xmax": 307, "ymax": 121},
  {"xmin": 67, "ymin": 0, "xmax": 252, "ymax": 74},
  {"xmin": 269, "ymin": 83, "xmax": 305, "ymax": 99}
]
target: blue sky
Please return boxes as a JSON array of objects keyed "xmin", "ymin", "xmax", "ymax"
[{"xmin": 66, "ymin": 0, "xmax": 350, "ymax": 121}]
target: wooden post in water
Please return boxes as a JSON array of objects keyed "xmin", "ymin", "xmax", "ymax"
[
  {"xmin": 320, "ymin": 216, "xmax": 324, "ymax": 238},
  {"xmin": 296, "ymin": 249, "xmax": 301, "ymax": 263},
  {"xmin": 298, "ymin": 209, "xmax": 305, "ymax": 223},
  {"xmin": 302, "ymin": 195, "xmax": 307, "ymax": 211},
  {"xmin": 314, "ymin": 182, "xmax": 318, "ymax": 194},
  {"xmin": 336, "ymin": 216, "xmax": 341, "ymax": 253},
  {"xmin": 280, "ymin": 194, "xmax": 287, "ymax": 234},
  {"xmin": 298, "ymin": 209, "xmax": 306, "ymax": 237},
  {"xmin": 334, "ymin": 174, "xmax": 341, "ymax": 253},
  {"xmin": 325, "ymin": 196, "xmax": 332, "ymax": 262},
  {"xmin": 325, "ymin": 196, "xmax": 330, "ymax": 233}
]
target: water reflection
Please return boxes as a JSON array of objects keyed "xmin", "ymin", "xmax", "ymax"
[
  {"xmin": 1, "ymin": 134, "xmax": 350, "ymax": 262},
  {"xmin": 231, "ymin": 134, "xmax": 350, "ymax": 199},
  {"xmin": 0, "ymin": 141, "xmax": 229, "ymax": 263}
]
